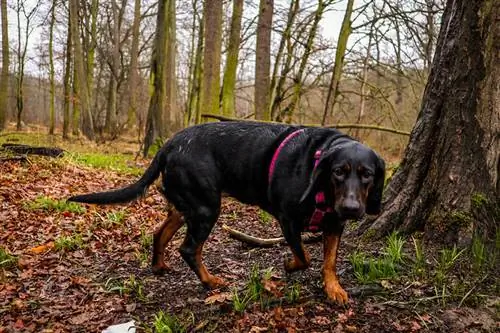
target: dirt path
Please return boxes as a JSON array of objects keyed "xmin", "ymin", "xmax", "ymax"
[{"xmin": 0, "ymin": 158, "xmax": 497, "ymax": 332}]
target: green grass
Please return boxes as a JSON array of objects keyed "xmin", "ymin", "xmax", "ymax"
[
  {"xmin": 285, "ymin": 282, "xmax": 301, "ymax": 303},
  {"xmin": 106, "ymin": 210, "xmax": 127, "ymax": 225},
  {"xmin": 54, "ymin": 234, "xmax": 85, "ymax": 252},
  {"xmin": 0, "ymin": 247, "xmax": 18, "ymax": 269},
  {"xmin": 231, "ymin": 265, "xmax": 276, "ymax": 313},
  {"xmin": 471, "ymin": 235, "xmax": 486, "ymax": 273},
  {"xmin": 65, "ymin": 152, "xmax": 143, "ymax": 176},
  {"xmin": 349, "ymin": 233, "xmax": 405, "ymax": 284},
  {"xmin": 385, "ymin": 232, "xmax": 405, "ymax": 264},
  {"xmin": 152, "ymin": 310, "xmax": 187, "ymax": 333},
  {"xmin": 104, "ymin": 275, "xmax": 145, "ymax": 301},
  {"xmin": 435, "ymin": 246, "xmax": 465, "ymax": 287},
  {"xmin": 258, "ymin": 210, "xmax": 274, "ymax": 225},
  {"xmin": 412, "ymin": 236, "xmax": 426, "ymax": 277},
  {"xmin": 26, "ymin": 196, "xmax": 86, "ymax": 214}
]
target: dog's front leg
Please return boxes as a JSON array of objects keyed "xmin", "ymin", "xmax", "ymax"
[{"xmin": 323, "ymin": 230, "xmax": 348, "ymax": 304}]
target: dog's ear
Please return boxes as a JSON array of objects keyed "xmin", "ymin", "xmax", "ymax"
[
  {"xmin": 366, "ymin": 154, "xmax": 386, "ymax": 215},
  {"xmin": 299, "ymin": 156, "xmax": 329, "ymax": 204}
]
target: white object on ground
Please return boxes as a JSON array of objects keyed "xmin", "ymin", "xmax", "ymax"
[{"xmin": 102, "ymin": 320, "xmax": 136, "ymax": 333}]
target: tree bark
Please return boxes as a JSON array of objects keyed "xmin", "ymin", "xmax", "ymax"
[
  {"xmin": 321, "ymin": 0, "xmax": 354, "ymax": 126},
  {"xmin": 143, "ymin": 0, "xmax": 169, "ymax": 157},
  {"xmin": 48, "ymin": 0, "xmax": 56, "ymax": 135},
  {"xmin": 70, "ymin": 0, "xmax": 94, "ymax": 139},
  {"xmin": 355, "ymin": 0, "xmax": 499, "ymax": 246},
  {"xmin": 62, "ymin": 9, "xmax": 72, "ymax": 139},
  {"xmin": 164, "ymin": 0, "xmax": 177, "ymax": 132},
  {"xmin": 0, "ymin": 0, "xmax": 9, "ymax": 131},
  {"xmin": 200, "ymin": 0, "xmax": 223, "ymax": 118},
  {"xmin": 221, "ymin": 0, "xmax": 244, "ymax": 118},
  {"xmin": 126, "ymin": 0, "xmax": 141, "ymax": 130},
  {"xmin": 254, "ymin": 0, "xmax": 273, "ymax": 121}
]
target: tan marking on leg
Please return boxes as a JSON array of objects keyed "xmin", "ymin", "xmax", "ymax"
[
  {"xmin": 323, "ymin": 234, "xmax": 348, "ymax": 304},
  {"xmin": 284, "ymin": 243, "xmax": 311, "ymax": 272},
  {"xmin": 152, "ymin": 205, "xmax": 184, "ymax": 274},
  {"xmin": 194, "ymin": 242, "xmax": 227, "ymax": 289}
]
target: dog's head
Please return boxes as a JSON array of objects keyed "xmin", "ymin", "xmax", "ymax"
[{"xmin": 299, "ymin": 141, "xmax": 385, "ymax": 220}]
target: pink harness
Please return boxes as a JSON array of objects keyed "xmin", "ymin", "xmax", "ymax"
[{"xmin": 268, "ymin": 129, "xmax": 332, "ymax": 232}]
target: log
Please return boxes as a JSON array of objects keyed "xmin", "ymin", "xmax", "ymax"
[
  {"xmin": 201, "ymin": 113, "xmax": 411, "ymax": 136},
  {"xmin": 1, "ymin": 143, "xmax": 65, "ymax": 157},
  {"xmin": 221, "ymin": 224, "xmax": 322, "ymax": 247}
]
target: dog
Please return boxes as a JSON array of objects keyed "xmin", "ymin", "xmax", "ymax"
[{"xmin": 68, "ymin": 121, "xmax": 385, "ymax": 304}]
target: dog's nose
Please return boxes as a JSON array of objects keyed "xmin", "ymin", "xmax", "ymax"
[{"xmin": 341, "ymin": 198, "xmax": 361, "ymax": 217}]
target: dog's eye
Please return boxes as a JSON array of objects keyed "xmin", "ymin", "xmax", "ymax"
[
  {"xmin": 361, "ymin": 170, "xmax": 373, "ymax": 179},
  {"xmin": 333, "ymin": 168, "xmax": 344, "ymax": 177}
]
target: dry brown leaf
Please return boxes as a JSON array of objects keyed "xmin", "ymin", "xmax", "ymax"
[
  {"xmin": 28, "ymin": 242, "xmax": 54, "ymax": 254},
  {"xmin": 204, "ymin": 292, "xmax": 232, "ymax": 304}
]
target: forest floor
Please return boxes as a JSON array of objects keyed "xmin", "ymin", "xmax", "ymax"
[{"xmin": 0, "ymin": 131, "xmax": 498, "ymax": 332}]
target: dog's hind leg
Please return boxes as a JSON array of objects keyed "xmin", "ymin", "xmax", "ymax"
[
  {"xmin": 178, "ymin": 205, "xmax": 227, "ymax": 289},
  {"xmin": 281, "ymin": 219, "xmax": 311, "ymax": 272},
  {"xmin": 152, "ymin": 203, "xmax": 184, "ymax": 275}
]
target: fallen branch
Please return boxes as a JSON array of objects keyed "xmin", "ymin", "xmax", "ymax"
[
  {"xmin": 1, "ymin": 143, "xmax": 65, "ymax": 157},
  {"xmin": 201, "ymin": 113, "xmax": 410, "ymax": 136},
  {"xmin": 221, "ymin": 224, "xmax": 322, "ymax": 247}
]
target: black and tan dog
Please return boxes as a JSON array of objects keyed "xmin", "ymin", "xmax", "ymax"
[{"xmin": 68, "ymin": 121, "xmax": 385, "ymax": 303}]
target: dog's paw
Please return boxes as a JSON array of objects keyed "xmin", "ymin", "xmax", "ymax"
[
  {"xmin": 151, "ymin": 262, "xmax": 171, "ymax": 275},
  {"xmin": 283, "ymin": 254, "xmax": 310, "ymax": 273},
  {"xmin": 325, "ymin": 283, "xmax": 349, "ymax": 305},
  {"xmin": 204, "ymin": 275, "xmax": 228, "ymax": 290}
]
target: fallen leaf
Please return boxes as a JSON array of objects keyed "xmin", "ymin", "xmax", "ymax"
[
  {"xmin": 126, "ymin": 303, "xmax": 137, "ymax": 312},
  {"xmin": 249, "ymin": 326, "xmax": 267, "ymax": 332},
  {"xmin": 29, "ymin": 242, "xmax": 54, "ymax": 254},
  {"xmin": 411, "ymin": 320, "xmax": 422, "ymax": 331},
  {"xmin": 14, "ymin": 319, "xmax": 24, "ymax": 329},
  {"xmin": 311, "ymin": 316, "xmax": 331, "ymax": 325},
  {"xmin": 345, "ymin": 325, "xmax": 357, "ymax": 332},
  {"xmin": 262, "ymin": 279, "xmax": 284, "ymax": 297},
  {"xmin": 204, "ymin": 292, "xmax": 232, "ymax": 304}
]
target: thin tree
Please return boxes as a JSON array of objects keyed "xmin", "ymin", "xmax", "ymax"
[
  {"xmin": 14, "ymin": 0, "xmax": 38, "ymax": 130},
  {"xmin": 200, "ymin": 0, "xmax": 223, "ymax": 118},
  {"xmin": 143, "ymin": 0, "xmax": 169, "ymax": 156},
  {"xmin": 254, "ymin": 0, "xmax": 273, "ymax": 120},
  {"xmin": 321, "ymin": 0, "xmax": 354, "ymax": 125},
  {"xmin": 164, "ymin": 0, "xmax": 177, "ymax": 131},
  {"xmin": 0, "ymin": 0, "xmax": 9, "ymax": 131},
  {"xmin": 62, "ymin": 6, "xmax": 72, "ymax": 139},
  {"xmin": 69, "ymin": 0, "xmax": 94, "ymax": 139},
  {"xmin": 48, "ymin": 0, "xmax": 56, "ymax": 135},
  {"xmin": 126, "ymin": 0, "xmax": 141, "ymax": 129},
  {"xmin": 221, "ymin": 0, "xmax": 244, "ymax": 118},
  {"xmin": 356, "ymin": 0, "xmax": 499, "ymax": 245}
]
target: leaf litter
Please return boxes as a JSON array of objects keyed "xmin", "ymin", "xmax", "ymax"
[{"xmin": 0, "ymin": 157, "xmax": 497, "ymax": 332}]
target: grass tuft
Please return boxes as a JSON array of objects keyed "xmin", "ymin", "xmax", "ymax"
[
  {"xmin": 0, "ymin": 247, "xmax": 18, "ymax": 269},
  {"xmin": 54, "ymin": 234, "xmax": 85, "ymax": 252},
  {"xmin": 26, "ymin": 196, "xmax": 86, "ymax": 214},
  {"xmin": 152, "ymin": 310, "xmax": 187, "ymax": 333}
]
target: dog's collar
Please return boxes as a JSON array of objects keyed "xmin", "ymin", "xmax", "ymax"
[
  {"xmin": 308, "ymin": 150, "xmax": 333, "ymax": 232},
  {"xmin": 268, "ymin": 130, "xmax": 332, "ymax": 233}
]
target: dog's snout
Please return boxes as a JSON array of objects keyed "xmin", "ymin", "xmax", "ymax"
[{"xmin": 342, "ymin": 199, "xmax": 360, "ymax": 212}]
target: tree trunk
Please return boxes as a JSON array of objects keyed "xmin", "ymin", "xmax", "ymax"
[
  {"xmin": 321, "ymin": 0, "xmax": 354, "ymax": 126},
  {"xmin": 0, "ymin": 0, "xmax": 9, "ymax": 131},
  {"xmin": 190, "ymin": 10, "xmax": 204, "ymax": 125},
  {"xmin": 105, "ymin": 0, "xmax": 122, "ymax": 137},
  {"xmin": 254, "ymin": 0, "xmax": 273, "ymax": 121},
  {"xmin": 62, "ymin": 10, "xmax": 72, "ymax": 139},
  {"xmin": 355, "ymin": 0, "xmax": 499, "ymax": 246},
  {"xmin": 70, "ymin": 0, "xmax": 94, "ymax": 139},
  {"xmin": 221, "ymin": 0, "xmax": 243, "ymax": 118},
  {"xmin": 269, "ymin": 0, "xmax": 299, "ymax": 121},
  {"xmin": 143, "ymin": 0, "xmax": 169, "ymax": 157},
  {"xmin": 200, "ymin": 0, "xmax": 223, "ymax": 118},
  {"xmin": 126, "ymin": 0, "xmax": 141, "ymax": 130},
  {"xmin": 185, "ymin": 0, "xmax": 201, "ymax": 125},
  {"xmin": 48, "ymin": 0, "xmax": 56, "ymax": 135},
  {"xmin": 279, "ymin": 0, "xmax": 325, "ymax": 123},
  {"xmin": 164, "ymin": 0, "xmax": 177, "ymax": 133}
]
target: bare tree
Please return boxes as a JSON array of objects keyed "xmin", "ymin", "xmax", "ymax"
[
  {"xmin": 0, "ymin": 0, "xmax": 8, "ymax": 130},
  {"xmin": 200, "ymin": 0, "xmax": 223, "ymax": 117},
  {"xmin": 254, "ymin": 0, "xmax": 273, "ymax": 120},
  {"xmin": 48, "ymin": 0, "xmax": 56, "ymax": 135},
  {"xmin": 221, "ymin": 0, "xmax": 243, "ymax": 118}
]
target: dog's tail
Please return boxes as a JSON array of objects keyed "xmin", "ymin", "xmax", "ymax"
[{"xmin": 67, "ymin": 152, "xmax": 163, "ymax": 205}]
